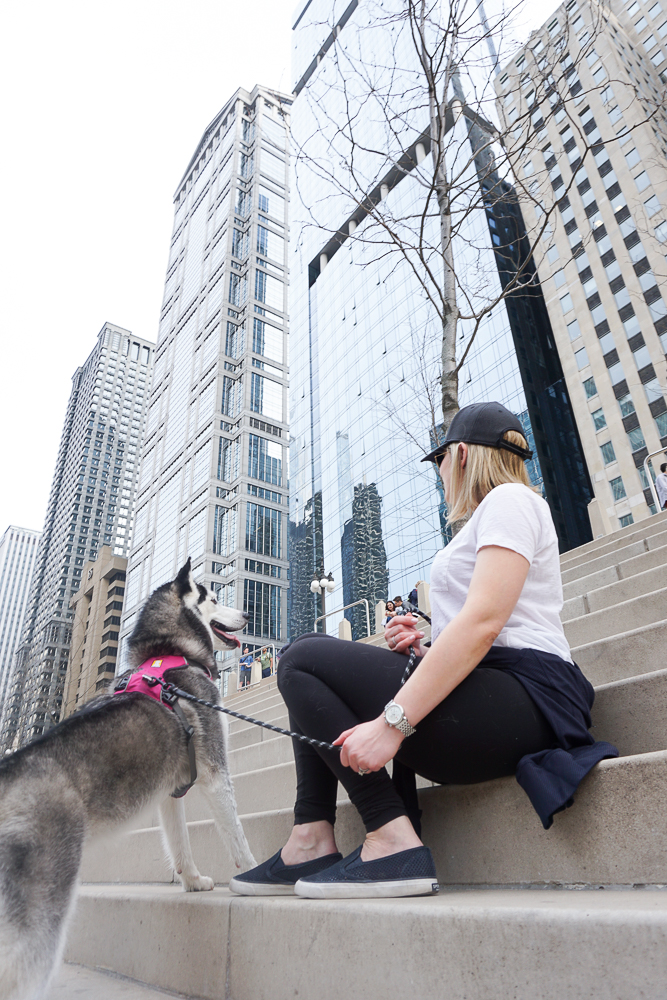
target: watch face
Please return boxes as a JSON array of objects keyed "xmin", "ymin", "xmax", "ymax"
[{"xmin": 385, "ymin": 703, "xmax": 403, "ymax": 725}]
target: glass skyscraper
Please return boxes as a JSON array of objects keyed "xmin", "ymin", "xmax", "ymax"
[
  {"xmin": 0, "ymin": 323, "xmax": 154, "ymax": 750},
  {"xmin": 288, "ymin": 0, "xmax": 592, "ymax": 641},
  {"xmin": 119, "ymin": 85, "xmax": 292, "ymax": 688},
  {"xmin": 0, "ymin": 525, "xmax": 41, "ymax": 710}
]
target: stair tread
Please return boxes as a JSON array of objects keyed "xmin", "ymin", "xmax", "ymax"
[
  {"xmin": 80, "ymin": 750, "xmax": 667, "ymax": 888},
  {"xmin": 66, "ymin": 882, "xmax": 667, "ymax": 1000},
  {"xmin": 47, "ymin": 962, "xmax": 196, "ymax": 999},
  {"xmin": 561, "ymin": 561, "xmax": 667, "ymax": 620},
  {"xmin": 75, "ymin": 880, "xmax": 667, "ymax": 911}
]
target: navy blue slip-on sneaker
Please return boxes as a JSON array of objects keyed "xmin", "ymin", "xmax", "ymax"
[
  {"xmin": 229, "ymin": 850, "xmax": 343, "ymax": 896},
  {"xmin": 294, "ymin": 845, "xmax": 439, "ymax": 899}
]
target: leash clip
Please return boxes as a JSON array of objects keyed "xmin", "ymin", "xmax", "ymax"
[{"xmin": 158, "ymin": 680, "xmax": 179, "ymax": 707}]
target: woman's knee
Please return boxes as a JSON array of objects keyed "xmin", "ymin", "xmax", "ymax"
[
  {"xmin": 276, "ymin": 638, "xmax": 308, "ymax": 694},
  {"xmin": 277, "ymin": 635, "xmax": 336, "ymax": 694}
]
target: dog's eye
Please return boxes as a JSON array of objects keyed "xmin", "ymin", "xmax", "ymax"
[{"xmin": 211, "ymin": 598, "xmax": 218, "ymax": 605}]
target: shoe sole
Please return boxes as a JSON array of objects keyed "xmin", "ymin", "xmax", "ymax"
[
  {"xmin": 294, "ymin": 878, "xmax": 439, "ymax": 899},
  {"xmin": 228, "ymin": 878, "xmax": 295, "ymax": 896}
]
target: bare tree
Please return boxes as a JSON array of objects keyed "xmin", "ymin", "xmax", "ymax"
[{"xmin": 291, "ymin": 0, "xmax": 665, "ymax": 435}]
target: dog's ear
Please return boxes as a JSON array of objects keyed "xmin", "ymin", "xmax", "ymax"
[{"xmin": 174, "ymin": 558, "xmax": 193, "ymax": 597}]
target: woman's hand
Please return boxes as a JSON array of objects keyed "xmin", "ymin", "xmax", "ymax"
[
  {"xmin": 384, "ymin": 614, "xmax": 425, "ymax": 656},
  {"xmin": 333, "ymin": 717, "xmax": 404, "ymax": 773}
]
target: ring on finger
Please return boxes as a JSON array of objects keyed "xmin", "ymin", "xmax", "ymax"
[{"xmin": 358, "ymin": 767, "xmax": 369, "ymax": 776}]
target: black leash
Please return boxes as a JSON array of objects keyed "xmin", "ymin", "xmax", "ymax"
[{"xmin": 143, "ymin": 608, "xmax": 432, "ymax": 755}]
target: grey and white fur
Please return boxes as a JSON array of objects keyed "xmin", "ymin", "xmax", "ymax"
[{"xmin": 0, "ymin": 559, "xmax": 256, "ymax": 1000}]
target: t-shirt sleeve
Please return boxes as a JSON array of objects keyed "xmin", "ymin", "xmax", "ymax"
[{"xmin": 473, "ymin": 485, "xmax": 542, "ymax": 565}]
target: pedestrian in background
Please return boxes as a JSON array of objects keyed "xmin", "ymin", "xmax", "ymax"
[
  {"xmin": 656, "ymin": 462, "xmax": 667, "ymax": 510},
  {"xmin": 382, "ymin": 601, "xmax": 397, "ymax": 627},
  {"xmin": 393, "ymin": 596, "xmax": 406, "ymax": 616},
  {"xmin": 260, "ymin": 647, "xmax": 273, "ymax": 679},
  {"xmin": 239, "ymin": 646, "xmax": 253, "ymax": 689}
]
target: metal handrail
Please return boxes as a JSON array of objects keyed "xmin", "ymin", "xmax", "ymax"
[
  {"xmin": 643, "ymin": 449, "xmax": 667, "ymax": 511},
  {"xmin": 314, "ymin": 599, "xmax": 371, "ymax": 637}
]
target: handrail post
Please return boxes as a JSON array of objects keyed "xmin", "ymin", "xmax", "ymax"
[{"xmin": 314, "ymin": 598, "xmax": 372, "ymax": 637}]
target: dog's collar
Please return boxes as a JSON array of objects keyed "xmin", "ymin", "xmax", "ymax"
[{"xmin": 114, "ymin": 655, "xmax": 208, "ymax": 797}]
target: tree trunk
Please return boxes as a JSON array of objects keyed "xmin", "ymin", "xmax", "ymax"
[
  {"xmin": 421, "ymin": 0, "xmax": 459, "ymax": 433},
  {"xmin": 432, "ymin": 109, "xmax": 459, "ymax": 433}
]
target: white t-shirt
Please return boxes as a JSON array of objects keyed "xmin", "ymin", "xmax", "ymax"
[
  {"xmin": 429, "ymin": 483, "xmax": 572, "ymax": 663},
  {"xmin": 655, "ymin": 472, "xmax": 667, "ymax": 508}
]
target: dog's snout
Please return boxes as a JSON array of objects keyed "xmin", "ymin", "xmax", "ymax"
[{"xmin": 242, "ymin": 612, "xmax": 250, "ymax": 622}]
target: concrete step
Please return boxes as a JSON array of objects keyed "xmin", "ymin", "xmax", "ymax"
[
  {"xmin": 561, "ymin": 527, "xmax": 667, "ymax": 584},
  {"xmin": 562, "ymin": 542, "xmax": 667, "ymax": 601},
  {"xmin": 226, "ymin": 699, "xmax": 287, "ymax": 737},
  {"xmin": 65, "ymin": 883, "xmax": 667, "ymax": 1000},
  {"xmin": 563, "ymin": 587, "xmax": 667, "ymax": 647},
  {"xmin": 80, "ymin": 744, "xmax": 667, "ymax": 888},
  {"xmin": 224, "ymin": 680, "xmax": 280, "ymax": 712},
  {"xmin": 47, "ymin": 962, "xmax": 195, "ymax": 1000},
  {"xmin": 227, "ymin": 674, "xmax": 276, "ymax": 700},
  {"xmin": 217, "ymin": 659, "xmax": 667, "ymax": 826},
  {"xmin": 592, "ymin": 668, "xmax": 667, "ymax": 756},
  {"xmin": 561, "ymin": 561, "xmax": 667, "ymax": 621},
  {"xmin": 559, "ymin": 509, "xmax": 667, "ymax": 569},
  {"xmin": 228, "ymin": 710, "xmax": 290, "ymax": 750},
  {"xmin": 223, "ymin": 666, "xmax": 667, "ymax": 776},
  {"xmin": 228, "ymin": 732, "xmax": 294, "ymax": 774},
  {"xmin": 572, "ymin": 618, "xmax": 667, "ymax": 685},
  {"xmin": 190, "ymin": 761, "xmax": 297, "ymax": 819}
]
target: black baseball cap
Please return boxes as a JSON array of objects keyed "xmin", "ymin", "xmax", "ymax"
[{"xmin": 421, "ymin": 402, "xmax": 533, "ymax": 463}]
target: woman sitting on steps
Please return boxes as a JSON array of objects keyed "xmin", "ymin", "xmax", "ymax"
[{"xmin": 230, "ymin": 401, "xmax": 618, "ymax": 900}]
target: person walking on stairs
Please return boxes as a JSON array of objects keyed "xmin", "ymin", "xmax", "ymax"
[
  {"xmin": 656, "ymin": 462, "xmax": 667, "ymax": 510},
  {"xmin": 230, "ymin": 402, "xmax": 618, "ymax": 901}
]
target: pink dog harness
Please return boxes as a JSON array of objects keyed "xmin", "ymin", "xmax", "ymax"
[{"xmin": 114, "ymin": 655, "xmax": 211, "ymax": 797}]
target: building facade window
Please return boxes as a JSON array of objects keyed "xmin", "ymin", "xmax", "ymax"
[
  {"xmin": 248, "ymin": 434, "xmax": 282, "ymax": 486},
  {"xmin": 601, "ymin": 441, "xmax": 616, "ymax": 464},
  {"xmin": 583, "ymin": 376, "xmax": 597, "ymax": 398},
  {"xmin": 610, "ymin": 476, "xmax": 626, "ymax": 501},
  {"xmin": 243, "ymin": 579, "xmax": 281, "ymax": 638},
  {"xmin": 245, "ymin": 502, "xmax": 281, "ymax": 558},
  {"xmin": 627, "ymin": 426, "xmax": 647, "ymax": 452},
  {"xmin": 592, "ymin": 408, "xmax": 607, "ymax": 430}
]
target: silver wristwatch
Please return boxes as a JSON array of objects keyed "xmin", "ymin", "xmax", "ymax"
[{"xmin": 384, "ymin": 700, "xmax": 416, "ymax": 737}]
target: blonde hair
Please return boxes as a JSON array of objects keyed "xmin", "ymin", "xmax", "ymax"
[{"xmin": 445, "ymin": 429, "xmax": 539, "ymax": 524}]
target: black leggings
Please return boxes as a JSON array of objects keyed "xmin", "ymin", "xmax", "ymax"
[{"xmin": 277, "ymin": 633, "xmax": 555, "ymax": 834}]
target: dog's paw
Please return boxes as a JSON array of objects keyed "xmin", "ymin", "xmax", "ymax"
[{"xmin": 181, "ymin": 873, "xmax": 215, "ymax": 892}]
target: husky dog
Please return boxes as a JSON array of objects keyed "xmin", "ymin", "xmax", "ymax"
[{"xmin": 0, "ymin": 559, "xmax": 256, "ymax": 1000}]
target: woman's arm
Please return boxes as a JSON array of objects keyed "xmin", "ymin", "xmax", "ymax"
[
  {"xmin": 395, "ymin": 544, "xmax": 530, "ymax": 725},
  {"xmin": 337, "ymin": 545, "xmax": 531, "ymax": 772}
]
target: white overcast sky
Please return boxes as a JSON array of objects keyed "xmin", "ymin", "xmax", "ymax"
[{"xmin": 0, "ymin": 0, "xmax": 550, "ymax": 535}]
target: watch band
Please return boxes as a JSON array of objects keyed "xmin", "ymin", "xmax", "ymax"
[{"xmin": 394, "ymin": 716, "xmax": 417, "ymax": 737}]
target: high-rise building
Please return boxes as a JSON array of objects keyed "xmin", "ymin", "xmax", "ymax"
[
  {"xmin": 0, "ymin": 526, "xmax": 41, "ymax": 710},
  {"xmin": 288, "ymin": 0, "xmax": 593, "ymax": 640},
  {"xmin": 119, "ymin": 86, "xmax": 291, "ymax": 689},
  {"xmin": 62, "ymin": 547, "xmax": 127, "ymax": 716},
  {"xmin": 495, "ymin": 0, "xmax": 667, "ymax": 533},
  {"xmin": 0, "ymin": 323, "xmax": 154, "ymax": 750}
]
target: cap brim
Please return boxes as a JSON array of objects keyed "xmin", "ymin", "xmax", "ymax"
[{"xmin": 421, "ymin": 445, "xmax": 447, "ymax": 464}]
